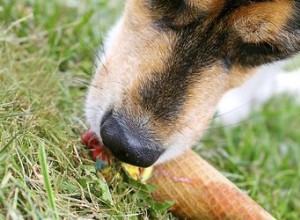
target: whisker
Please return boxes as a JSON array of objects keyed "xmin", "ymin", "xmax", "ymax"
[
  {"xmin": 207, "ymin": 115, "xmax": 260, "ymax": 132},
  {"xmin": 72, "ymin": 79, "xmax": 99, "ymax": 88},
  {"xmin": 72, "ymin": 78, "xmax": 124, "ymax": 89},
  {"xmin": 199, "ymin": 138, "xmax": 227, "ymax": 143},
  {"xmin": 96, "ymin": 31, "xmax": 111, "ymax": 75},
  {"xmin": 80, "ymin": 36, "xmax": 110, "ymax": 76},
  {"xmin": 80, "ymin": 38, "xmax": 101, "ymax": 62},
  {"xmin": 79, "ymin": 38, "xmax": 100, "ymax": 70},
  {"xmin": 213, "ymin": 100, "xmax": 254, "ymax": 119},
  {"xmin": 84, "ymin": 107, "xmax": 103, "ymax": 112},
  {"xmin": 85, "ymin": 116, "xmax": 97, "ymax": 121},
  {"xmin": 85, "ymin": 104, "xmax": 105, "ymax": 111}
]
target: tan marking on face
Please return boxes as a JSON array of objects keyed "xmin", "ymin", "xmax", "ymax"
[{"xmin": 229, "ymin": 1, "xmax": 293, "ymax": 43}]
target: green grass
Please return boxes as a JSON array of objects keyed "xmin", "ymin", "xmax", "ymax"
[{"xmin": 0, "ymin": 0, "xmax": 299, "ymax": 219}]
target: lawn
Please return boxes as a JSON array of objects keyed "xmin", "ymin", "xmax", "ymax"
[{"xmin": 0, "ymin": 0, "xmax": 299, "ymax": 219}]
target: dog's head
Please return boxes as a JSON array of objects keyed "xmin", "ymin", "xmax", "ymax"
[{"xmin": 86, "ymin": 0, "xmax": 300, "ymax": 167}]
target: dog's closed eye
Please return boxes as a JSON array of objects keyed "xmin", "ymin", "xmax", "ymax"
[{"xmin": 146, "ymin": 0, "xmax": 207, "ymax": 28}]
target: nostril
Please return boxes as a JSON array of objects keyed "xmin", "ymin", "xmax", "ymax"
[{"xmin": 100, "ymin": 114, "xmax": 164, "ymax": 167}]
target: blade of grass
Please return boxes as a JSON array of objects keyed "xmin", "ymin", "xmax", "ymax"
[{"xmin": 38, "ymin": 144, "xmax": 59, "ymax": 220}]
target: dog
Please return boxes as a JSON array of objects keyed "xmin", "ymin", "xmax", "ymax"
[{"xmin": 85, "ymin": 0, "xmax": 300, "ymax": 167}]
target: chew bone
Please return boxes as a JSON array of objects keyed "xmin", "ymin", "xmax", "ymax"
[{"xmin": 148, "ymin": 150, "xmax": 275, "ymax": 220}]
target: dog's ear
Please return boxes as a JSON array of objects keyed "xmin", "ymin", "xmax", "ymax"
[{"xmin": 226, "ymin": 1, "xmax": 300, "ymax": 67}]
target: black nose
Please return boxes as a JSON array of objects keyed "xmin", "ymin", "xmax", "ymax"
[{"xmin": 100, "ymin": 114, "xmax": 164, "ymax": 167}]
